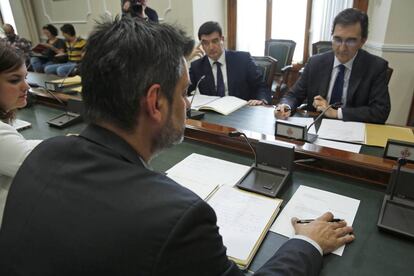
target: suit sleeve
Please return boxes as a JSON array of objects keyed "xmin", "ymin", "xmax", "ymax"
[
  {"xmin": 341, "ymin": 61, "xmax": 391, "ymax": 124},
  {"xmin": 280, "ymin": 59, "xmax": 312, "ymax": 111},
  {"xmin": 188, "ymin": 63, "xmax": 197, "ymax": 95},
  {"xmin": 152, "ymin": 199, "xmax": 323, "ymax": 276},
  {"xmin": 255, "ymin": 239, "xmax": 323, "ymax": 276},
  {"xmin": 152, "ymin": 199, "xmax": 244, "ymax": 276},
  {"xmin": 246, "ymin": 53, "xmax": 272, "ymax": 103}
]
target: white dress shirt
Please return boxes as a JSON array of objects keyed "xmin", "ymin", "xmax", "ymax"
[
  {"xmin": 326, "ymin": 52, "xmax": 357, "ymax": 119},
  {"xmin": 0, "ymin": 120, "xmax": 41, "ymax": 226},
  {"xmin": 208, "ymin": 52, "xmax": 229, "ymax": 96}
]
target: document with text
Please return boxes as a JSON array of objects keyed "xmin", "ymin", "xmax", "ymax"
[
  {"xmin": 317, "ymin": 119, "xmax": 365, "ymax": 143},
  {"xmin": 270, "ymin": 185, "xmax": 360, "ymax": 256},
  {"xmin": 188, "ymin": 95, "xmax": 247, "ymax": 115}
]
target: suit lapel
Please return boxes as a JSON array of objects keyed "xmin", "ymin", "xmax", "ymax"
[
  {"xmin": 224, "ymin": 51, "xmax": 234, "ymax": 96},
  {"xmin": 347, "ymin": 50, "xmax": 365, "ymax": 104},
  {"xmin": 318, "ymin": 53, "xmax": 335, "ymax": 99}
]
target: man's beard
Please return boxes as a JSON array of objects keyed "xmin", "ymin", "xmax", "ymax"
[{"xmin": 150, "ymin": 113, "xmax": 185, "ymax": 160}]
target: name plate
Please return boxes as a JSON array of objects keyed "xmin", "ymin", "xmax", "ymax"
[
  {"xmin": 275, "ymin": 120, "xmax": 307, "ymax": 140},
  {"xmin": 383, "ymin": 139, "xmax": 414, "ymax": 163}
]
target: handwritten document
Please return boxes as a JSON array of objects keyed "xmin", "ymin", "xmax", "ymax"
[{"xmin": 270, "ymin": 185, "xmax": 360, "ymax": 256}]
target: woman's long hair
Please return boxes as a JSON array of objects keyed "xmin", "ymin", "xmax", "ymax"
[{"xmin": 0, "ymin": 43, "xmax": 25, "ymax": 124}]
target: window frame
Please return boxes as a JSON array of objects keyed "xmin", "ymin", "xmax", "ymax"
[{"xmin": 227, "ymin": 0, "xmax": 368, "ymax": 63}]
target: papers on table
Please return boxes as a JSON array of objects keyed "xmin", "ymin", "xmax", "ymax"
[
  {"xmin": 12, "ymin": 119, "xmax": 31, "ymax": 131},
  {"xmin": 365, "ymin": 123, "xmax": 414, "ymax": 147},
  {"xmin": 166, "ymin": 153, "xmax": 250, "ymax": 199},
  {"xmin": 314, "ymin": 138, "xmax": 361, "ymax": 153},
  {"xmin": 286, "ymin": 117, "xmax": 316, "ymax": 134},
  {"xmin": 187, "ymin": 94, "xmax": 220, "ymax": 109},
  {"xmin": 208, "ymin": 185, "xmax": 282, "ymax": 264},
  {"xmin": 317, "ymin": 119, "xmax": 365, "ymax": 143},
  {"xmin": 166, "ymin": 153, "xmax": 282, "ymax": 268},
  {"xmin": 270, "ymin": 185, "xmax": 360, "ymax": 256}
]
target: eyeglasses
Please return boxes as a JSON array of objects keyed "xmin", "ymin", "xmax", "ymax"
[
  {"xmin": 332, "ymin": 37, "xmax": 359, "ymax": 47},
  {"xmin": 200, "ymin": 38, "xmax": 221, "ymax": 48}
]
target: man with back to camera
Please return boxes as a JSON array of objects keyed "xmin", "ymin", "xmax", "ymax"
[
  {"xmin": 0, "ymin": 17, "xmax": 354, "ymax": 275},
  {"xmin": 275, "ymin": 8, "xmax": 391, "ymax": 124},
  {"xmin": 188, "ymin": 21, "xmax": 272, "ymax": 106}
]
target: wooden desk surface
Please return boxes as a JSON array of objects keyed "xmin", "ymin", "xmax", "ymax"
[{"xmin": 16, "ymin": 104, "xmax": 414, "ymax": 276}]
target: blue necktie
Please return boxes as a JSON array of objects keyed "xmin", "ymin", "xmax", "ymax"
[
  {"xmin": 214, "ymin": 61, "xmax": 225, "ymax": 97},
  {"xmin": 330, "ymin": 64, "xmax": 345, "ymax": 105}
]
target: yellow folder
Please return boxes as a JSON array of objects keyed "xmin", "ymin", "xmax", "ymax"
[{"xmin": 365, "ymin": 123, "xmax": 414, "ymax": 147}]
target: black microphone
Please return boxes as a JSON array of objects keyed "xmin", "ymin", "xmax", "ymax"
[
  {"xmin": 389, "ymin": 157, "xmax": 408, "ymax": 201},
  {"xmin": 187, "ymin": 75, "xmax": 206, "ymax": 120},
  {"xmin": 57, "ymin": 64, "xmax": 79, "ymax": 91},
  {"xmin": 44, "ymin": 64, "xmax": 79, "ymax": 93},
  {"xmin": 37, "ymin": 86, "xmax": 83, "ymax": 128},
  {"xmin": 228, "ymin": 131, "xmax": 257, "ymax": 167},
  {"xmin": 306, "ymin": 102, "xmax": 343, "ymax": 132}
]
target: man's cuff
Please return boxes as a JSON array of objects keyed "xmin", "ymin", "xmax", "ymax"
[
  {"xmin": 337, "ymin": 108, "xmax": 343, "ymax": 119},
  {"xmin": 292, "ymin": 235, "xmax": 323, "ymax": 256}
]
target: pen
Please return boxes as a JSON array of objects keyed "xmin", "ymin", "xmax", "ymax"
[{"xmin": 296, "ymin": 218, "xmax": 343, "ymax": 224}]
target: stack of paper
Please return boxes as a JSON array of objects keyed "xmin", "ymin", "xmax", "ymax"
[
  {"xmin": 365, "ymin": 123, "xmax": 414, "ymax": 147},
  {"xmin": 166, "ymin": 153, "xmax": 250, "ymax": 199},
  {"xmin": 12, "ymin": 119, "xmax": 31, "ymax": 131},
  {"xmin": 270, "ymin": 185, "xmax": 360, "ymax": 256},
  {"xmin": 317, "ymin": 119, "xmax": 365, "ymax": 143},
  {"xmin": 166, "ymin": 153, "xmax": 282, "ymax": 268}
]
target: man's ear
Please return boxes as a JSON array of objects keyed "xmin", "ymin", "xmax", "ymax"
[{"xmin": 143, "ymin": 84, "xmax": 165, "ymax": 123}]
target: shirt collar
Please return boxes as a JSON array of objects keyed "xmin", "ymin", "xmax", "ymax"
[
  {"xmin": 208, "ymin": 51, "xmax": 226, "ymax": 67},
  {"xmin": 333, "ymin": 50, "xmax": 358, "ymax": 71}
]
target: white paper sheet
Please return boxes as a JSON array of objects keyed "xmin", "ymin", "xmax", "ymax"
[
  {"xmin": 12, "ymin": 119, "xmax": 31, "ymax": 131},
  {"xmin": 166, "ymin": 153, "xmax": 250, "ymax": 199},
  {"xmin": 270, "ymin": 185, "xmax": 360, "ymax": 256},
  {"xmin": 317, "ymin": 119, "xmax": 365, "ymax": 143},
  {"xmin": 208, "ymin": 185, "xmax": 281, "ymax": 261},
  {"xmin": 286, "ymin": 117, "xmax": 316, "ymax": 134},
  {"xmin": 187, "ymin": 94, "xmax": 220, "ymax": 109},
  {"xmin": 314, "ymin": 138, "xmax": 362, "ymax": 153}
]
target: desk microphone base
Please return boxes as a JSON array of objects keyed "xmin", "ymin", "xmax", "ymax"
[
  {"xmin": 47, "ymin": 112, "xmax": 82, "ymax": 128},
  {"xmin": 187, "ymin": 110, "xmax": 205, "ymax": 120},
  {"xmin": 377, "ymin": 195, "xmax": 414, "ymax": 239}
]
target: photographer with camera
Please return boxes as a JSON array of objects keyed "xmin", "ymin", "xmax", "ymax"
[{"xmin": 121, "ymin": 0, "xmax": 159, "ymax": 23}]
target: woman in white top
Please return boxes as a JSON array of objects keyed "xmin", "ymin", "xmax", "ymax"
[{"xmin": 0, "ymin": 44, "xmax": 41, "ymax": 226}]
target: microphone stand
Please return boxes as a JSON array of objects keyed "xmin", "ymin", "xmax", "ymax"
[
  {"xmin": 187, "ymin": 75, "xmax": 206, "ymax": 120},
  {"xmin": 228, "ymin": 131, "xmax": 257, "ymax": 167},
  {"xmin": 389, "ymin": 157, "xmax": 408, "ymax": 201}
]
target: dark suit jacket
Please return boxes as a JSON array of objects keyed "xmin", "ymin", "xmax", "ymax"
[
  {"xmin": 280, "ymin": 49, "xmax": 391, "ymax": 123},
  {"xmin": 189, "ymin": 50, "xmax": 272, "ymax": 103},
  {"xmin": 0, "ymin": 124, "xmax": 322, "ymax": 275}
]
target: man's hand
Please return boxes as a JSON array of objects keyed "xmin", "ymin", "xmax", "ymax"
[
  {"xmin": 292, "ymin": 212, "xmax": 355, "ymax": 255},
  {"xmin": 187, "ymin": 43, "xmax": 205, "ymax": 61},
  {"xmin": 313, "ymin": 95, "xmax": 338, "ymax": 118},
  {"xmin": 274, "ymin": 104, "xmax": 291, "ymax": 119},
  {"xmin": 248, "ymin": 99, "xmax": 264, "ymax": 106}
]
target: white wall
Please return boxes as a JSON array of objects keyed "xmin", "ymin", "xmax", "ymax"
[
  {"xmin": 192, "ymin": 0, "xmax": 225, "ymax": 41},
  {"xmin": 365, "ymin": 0, "xmax": 414, "ymax": 126}
]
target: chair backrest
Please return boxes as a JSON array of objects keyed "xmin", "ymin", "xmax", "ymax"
[
  {"xmin": 312, "ymin": 41, "xmax": 332, "ymax": 55},
  {"xmin": 386, "ymin": 67, "xmax": 393, "ymax": 85},
  {"xmin": 264, "ymin": 39, "xmax": 296, "ymax": 74},
  {"xmin": 252, "ymin": 56, "xmax": 278, "ymax": 88}
]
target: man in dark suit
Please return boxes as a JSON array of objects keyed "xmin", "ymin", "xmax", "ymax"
[
  {"xmin": 0, "ymin": 17, "xmax": 354, "ymax": 275},
  {"xmin": 189, "ymin": 21, "xmax": 272, "ymax": 105},
  {"xmin": 275, "ymin": 8, "xmax": 391, "ymax": 124}
]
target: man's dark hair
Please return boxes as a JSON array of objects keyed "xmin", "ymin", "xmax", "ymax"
[
  {"xmin": 60, "ymin": 24, "xmax": 76, "ymax": 37},
  {"xmin": 332, "ymin": 8, "xmax": 369, "ymax": 39},
  {"xmin": 43, "ymin": 24, "xmax": 58, "ymax": 37},
  {"xmin": 198, "ymin": 21, "xmax": 222, "ymax": 40},
  {"xmin": 81, "ymin": 16, "xmax": 191, "ymax": 131}
]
